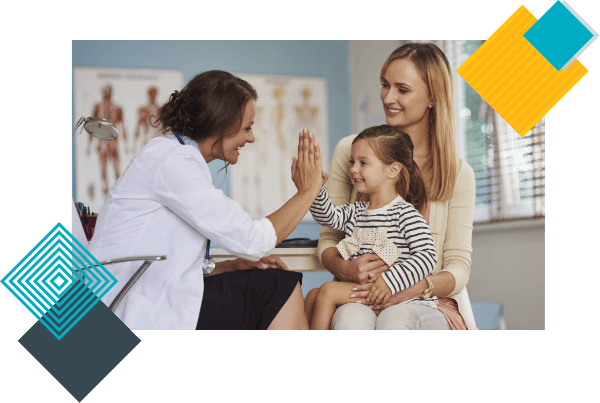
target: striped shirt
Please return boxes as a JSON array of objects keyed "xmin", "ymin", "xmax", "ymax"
[{"xmin": 310, "ymin": 186, "xmax": 437, "ymax": 296}]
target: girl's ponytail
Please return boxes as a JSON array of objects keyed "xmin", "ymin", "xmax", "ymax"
[{"xmin": 402, "ymin": 161, "xmax": 427, "ymax": 216}]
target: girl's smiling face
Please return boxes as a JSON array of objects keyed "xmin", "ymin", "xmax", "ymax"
[{"xmin": 349, "ymin": 139, "xmax": 389, "ymax": 194}]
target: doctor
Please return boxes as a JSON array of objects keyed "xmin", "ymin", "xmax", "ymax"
[{"xmin": 90, "ymin": 70, "xmax": 325, "ymax": 330}]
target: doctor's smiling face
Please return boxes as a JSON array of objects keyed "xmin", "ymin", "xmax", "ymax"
[{"xmin": 218, "ymin": 99, "xmax": 256, "ymax": 165}]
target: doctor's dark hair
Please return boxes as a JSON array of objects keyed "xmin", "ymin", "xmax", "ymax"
[
  {"xmin": 153, "ymin": 70, "xmax": 257, "ymax": 167},
  {"xmin": 353, "ymin": 125, "xmax": 427, "ymax": 215}
]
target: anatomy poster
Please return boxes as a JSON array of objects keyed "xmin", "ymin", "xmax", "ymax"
[
  {"xmin": 231, "ymin": 73, "xmax": 329, "ymax": 221},
  {"xmin": 74, "ymin": 67, "xmax": 184, "ymax": 213}
]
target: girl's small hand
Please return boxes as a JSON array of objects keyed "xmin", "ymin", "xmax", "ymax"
[
  {"xmin": 354, "ymin": 278, "xmax": 429, "ymax": 309},
  {"xmin": 366, "ymin": 275, "xmax": 392, "ymax": 306},
  {"xmin": 346, "ymin": 261, "xmax": 392, "ymax": 303},
  {"xmin": 321, "ymin": 172, "xmax": 329, "ymax": 187}
]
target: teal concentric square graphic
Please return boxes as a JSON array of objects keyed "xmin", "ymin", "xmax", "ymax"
[
  {"xmin": 2, "ymin": 223, "xmax": 117, "ymax": 339},
  {"xmin": 524, "ymin": 1, "xmax": 595, "ymax": 70}
]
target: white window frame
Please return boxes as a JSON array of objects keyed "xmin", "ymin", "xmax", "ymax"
[{"xmin": 447, "ymin": 40, "xmax": 545, "ymax": 224}]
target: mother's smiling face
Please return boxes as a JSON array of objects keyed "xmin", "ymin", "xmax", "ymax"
[{"xmin": 380, "ymin": 57, "xmax": 433, "ymax": 134}]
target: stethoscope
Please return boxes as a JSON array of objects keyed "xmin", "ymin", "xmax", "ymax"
[
  {"xmin": 173, "ymin": 131, "xmax": 215, "ymax": 275},
  {"xmin": 203, "ymin": 240, "xmax": 216, "ymax": 275}
]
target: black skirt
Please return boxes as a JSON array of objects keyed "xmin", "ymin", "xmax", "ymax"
[{"xmin": 196, "ymin": 269, "xmax": 303, "ymax": 330}]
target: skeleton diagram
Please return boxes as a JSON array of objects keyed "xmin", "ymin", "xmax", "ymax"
[
  {"xmin": 239, "ymin": 105, "xmax": 270, "ymax": 217},
  {"xmin": 271, "ymin": 86, "xmax": 287, "ymax": 204},
  {"xmin": 294, "ymin": 86, "xmax": 322, "ymax": 146},
  {"xmin": 134, "ymin": 86, "xmax": 161, "ymax": 153},
  {"xmin": 88, "ymin": 85, "xmax": 127, "ymax": 198}
]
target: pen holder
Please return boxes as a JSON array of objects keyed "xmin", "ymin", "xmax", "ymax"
[{"xmin": 82, "ymin": 214, "xmax": 97, "ymax": 242}]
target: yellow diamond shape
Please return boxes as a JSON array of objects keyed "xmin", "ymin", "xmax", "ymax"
[{"xmin": 457, "ymin": 5, "xmax": 588, "ymax": 136}]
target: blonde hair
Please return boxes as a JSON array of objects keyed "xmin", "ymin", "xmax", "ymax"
[{"xmin": 381, "ymin": 43, "xmax": 457, "ymax": 201}]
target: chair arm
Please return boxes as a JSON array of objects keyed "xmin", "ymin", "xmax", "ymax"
[
  {"xmin": 75, "ymin": 255, "xmax": 167, "ymax": 313},
  {"xmin": 99, "ymin": 255, "xmax": 167, "ymax": 265}
]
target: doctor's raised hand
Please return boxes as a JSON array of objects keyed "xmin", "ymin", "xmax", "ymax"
[
  {"xmin": 265, "ymin": 128, "xmax": 325, "ymax": 245},
  {"xmin": 212, "ymin": 131, "xmax": 323, "ymax": 276},
  {"xmin": 291, "ymin": 129, "xmax": 328, "ymax": 194},
  {"xmin": 209, "ymin": 129, "xmax": 324, "ymax": 276}
]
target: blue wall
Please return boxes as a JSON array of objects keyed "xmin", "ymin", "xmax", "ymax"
[{"xmin": 73, "ymin": 40, "xmax": 350, "ymax": 241}]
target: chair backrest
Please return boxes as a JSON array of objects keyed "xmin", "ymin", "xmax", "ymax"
[{"xmin": 72, "ymin": 202, "xmax": 89, "ymax": 249}]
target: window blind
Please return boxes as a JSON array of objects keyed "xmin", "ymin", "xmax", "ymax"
[{"xmin": 447, "ymin": 40, "xmax": 545, "ymax": 224}]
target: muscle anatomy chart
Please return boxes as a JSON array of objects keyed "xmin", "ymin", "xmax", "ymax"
[{"xmin": 74, "ymin": 67, "xmax": 183, "ymax": 213}]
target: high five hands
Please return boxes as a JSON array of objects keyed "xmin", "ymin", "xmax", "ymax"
[{"xmin": 291, "ymin": 128, "xmax": 328, "ymax": 194}]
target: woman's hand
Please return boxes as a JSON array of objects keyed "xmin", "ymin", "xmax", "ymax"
[
  {"xmin": 343, "ymin": 257, "xmax": 390, "ymax": 304},
  {"xmin": 344, "ymin": 260, "xmax": 388, "ymax": 304},
  {"xmin": 350, "ymin": 278, "xmax": 428, "ymax": 310},
  {"xmin": 378, "ymin": 281, "xmax": 425, "ymax": 309},
  {"xmin": 232, "ymin": 257, "xmax": 289, "ymax": 271},
  {"xmin": 290, "ymin": 128, "xmax": 324, "ymax": 197},
  {"xmin": 293, "ymin": 161, "xmax": 328, "ymax": 187}
]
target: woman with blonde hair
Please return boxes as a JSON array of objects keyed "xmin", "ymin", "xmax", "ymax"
[{"xmin": 317, "ymin": 43, "xmax": 477, "ymax": 329}]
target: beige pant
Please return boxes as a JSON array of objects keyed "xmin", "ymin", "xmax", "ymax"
[{"xmin": 331, "ymin": 302, "xmax": 450, "ymax": 330}]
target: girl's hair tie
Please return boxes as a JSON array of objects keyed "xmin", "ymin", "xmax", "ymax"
[{"xmin": 188, "ymin": 127, "xmax": 194, "ymax": 131}]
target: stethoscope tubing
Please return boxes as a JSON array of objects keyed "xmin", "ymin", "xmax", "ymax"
[{"xmin": 173, "ymin": 131, "xmax": 215, "ymax": 274}]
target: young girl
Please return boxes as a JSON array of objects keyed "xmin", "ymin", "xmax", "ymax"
[{"xmin": 305, "ymin": 125, "xmax": 437, "ymax": 330}]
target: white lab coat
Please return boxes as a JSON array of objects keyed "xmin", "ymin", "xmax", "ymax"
[{"xmin": 89, "ymin": 135, "xmax": 277, "ymax": 329}]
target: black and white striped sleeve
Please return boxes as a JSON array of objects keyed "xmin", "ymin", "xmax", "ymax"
[
  {"xmin": 382, "ymin": 205, "xmax": 437, "ymax": 294},
  {"xmin": 309, "ymin": 185, "xmax": 355, "ymax": 232}
]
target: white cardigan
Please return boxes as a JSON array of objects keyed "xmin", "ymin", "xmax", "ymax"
[{"xmin": 317, "ymin": 134, "xmax": 478, "ymax": 329}]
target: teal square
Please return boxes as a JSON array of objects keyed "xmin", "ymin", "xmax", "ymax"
[{"xmin": 524, "ymin": 1, "xmax": 594, "ymax": 70}]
